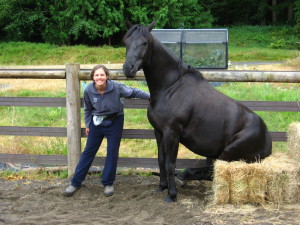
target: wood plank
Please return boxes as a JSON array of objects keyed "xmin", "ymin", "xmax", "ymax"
[
  {"xmin": 0, "ymin": 153, "xmax": 206, "ymax": 169},
  {"xmin": 1, "ymin": 68, "xmax": 300, "ymax": 83},
  {"xmin": 0, "ymin": 126, "xmax": 287, "ymax": 142},
  {"xmin": 0, "ymin": 126, "xmax": 67, "ymax": 137},
  {"xmin": 0, "ymin": 70, "xmax": 65, "ymax": 79},
  {"xmin": 0, "ymin": 97, "xmax": 299, "ymax": 112},
  {"xmin": 122, "ymin": 99, "xmax": 149, "ymax": 109},
  {"xmin": 79, "ymin": 70, "xmax": 300, "ymax": 83},
  {"xmin": 270, "ymin": 131, "xmax": 287, "ymax": 142},
  {"xmin": 0, "ymin": 97, "xmax": 66, "ymax": 107},
  {"xmin": 201, "ymin": 70, "xmax": 300, "ymax": 83},
  {"xmin": 241, "ymin": 101, "xmax": 300, "ymax": 112},
  {"xmin": 81, "ymin": 128, "xmax": 156, "ymax": 139},
  {"xmin": 0, "ymin": 154, "xmax": 67, "ymax": 166}
]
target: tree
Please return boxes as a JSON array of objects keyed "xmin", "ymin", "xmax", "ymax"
[
  {"xmin": 0, "ymin": 0, "xmax": 298, "ymax": 45},
  {"xmin": 178, "ymin": 0, "xmax": 214, "ymax": 28},
  {"xmin": 95, "ymin": 0, "xmax": 125, "ymax": 45},
  {"xmin": 43, "ymin": 0, "xmax": 71, "ymax": 45},
  {"xmin": 45, "ymin": 0, "xmax": 125, "ymax": 45},
  {"xmin": 124, "ymin": 0, "xmax": 213, "ymax": 29},
  {"xmin": 295, "ymin": 0, "xmax": 300, "ymax": 32},
  {"xmin": 1, "ymin": 0, "xmax": 48, "ymax": 42}
]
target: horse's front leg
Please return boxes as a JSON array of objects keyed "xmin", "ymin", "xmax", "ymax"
[
  {"xmin": 154, "ymin": 129, "xmax": 168, "ymax": 192},
  {"xmin": 162, "ymin": 129, "xmax": 180, "ymax": 202}
]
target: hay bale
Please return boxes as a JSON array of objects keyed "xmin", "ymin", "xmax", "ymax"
[
  {"xmin": 287, "ymin": 122, "xmax": 300, "ymax": 160},
  {"xmin": 229, "ymin": 161, "xmax": 249, "ymax": 204},
  {"xmin": 213, "ymin": 152, "xmax": 300, "ymax": 205},
  {"xmin": 262, "ymin": 153, "xmax": 300, "ymax": 204},
  {"xmin": 213, "ymin": 160, "xmax": 230, "ymax": 204},
  {"xmin": 247, "ymin": 163, "xmax": 268, "ymax": 205}
]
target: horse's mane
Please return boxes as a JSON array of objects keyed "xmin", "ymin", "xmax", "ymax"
[
  {"xmin": 123, "ymin": 24, "xmax": 153, "ymax": 44},
  {"xmin": 177, "ymin": 60, "xmax": 204, "ymax": 81}
]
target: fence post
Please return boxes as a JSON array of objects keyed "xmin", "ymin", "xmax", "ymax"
[{"xmin": 66, "ymin": 63, "xmax": 81, "ymax": 176}]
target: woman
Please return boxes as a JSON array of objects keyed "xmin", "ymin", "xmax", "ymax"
[{"xmin": 64, "ymin": 64, "xmax": 150, "ymax": 197}]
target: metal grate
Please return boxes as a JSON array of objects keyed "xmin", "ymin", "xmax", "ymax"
[{"xmin": 151, "ymin": 29, "xmax": 228, "ymax": 69}]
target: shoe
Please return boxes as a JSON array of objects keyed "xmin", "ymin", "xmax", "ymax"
[
  {"xmin": 104, "ymin": 185, "xmax": 114, "ymax": 197},
  {"xmin": 64, "ymin": 185, "xmax": 80, "ymax": 197}
]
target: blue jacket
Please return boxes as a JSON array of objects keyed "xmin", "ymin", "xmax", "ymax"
[{"xmin": 84, "ymin": 80, "xmax": 150, "ymax": 127}]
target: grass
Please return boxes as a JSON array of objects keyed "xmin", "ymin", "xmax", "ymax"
[
  {"xmin": 0, "ymin": 42, "xmax": 125, "ymax": 65},
  {"xmin": 0, "ymin": 25, "xmax": 299, "ymax": 160},
  {"xmin": 0, "ymin": 167, "xmax": 154, "ymax": 180},
  {"xmin": 0, "ymin": 169, "xmax": 69, "ymax": 180},
  {"xmin": 228, "ymin": 26, "xmax": 299, "ymax": 49},
  {"xmin": 0, "ymin": 26, "xmax": 299, "ymax": 66},
  {"xmin": 0, "ymin": 42, "xmax": 298, "ymax": 65},
  {"xmin": 228, "ymin": 25, "xmax": 300, "ymax": 62},
  {"xmin": 229, "ymin": 47, "xmax": 299, "ymax": 62}
]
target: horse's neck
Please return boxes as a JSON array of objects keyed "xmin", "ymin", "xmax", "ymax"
[{"xmin": 143, "ymin": 42, "xmax": 181, "ymax": 97}]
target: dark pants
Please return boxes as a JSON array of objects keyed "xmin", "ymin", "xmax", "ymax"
[{"xmin": 71, "ymin": 115, "xmax": 124, "ymax": 187}]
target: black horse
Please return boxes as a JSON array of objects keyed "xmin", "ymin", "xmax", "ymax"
[{"xmin": 123, "ymin": 21, "xmax": 272, "ymax": 202}]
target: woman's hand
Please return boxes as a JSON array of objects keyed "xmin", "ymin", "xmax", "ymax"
[{"xmin": 86, "ymin": 128, "xmax": 90, "ymax": 136}]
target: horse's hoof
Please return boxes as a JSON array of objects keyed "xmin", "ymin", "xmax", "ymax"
[{"xmin": 164, "ymin": 196, "xmax": 176, "ymax": 203}]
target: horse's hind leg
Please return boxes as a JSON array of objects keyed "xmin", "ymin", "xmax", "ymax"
[
  {"xmin": 176, "ymin": 158, "xmax": 214, "ymax": 183},
  {"xmin": 218, "ymin": 128, "xmax": 270, "ymax": 162}
]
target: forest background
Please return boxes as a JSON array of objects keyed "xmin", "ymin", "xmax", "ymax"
[{"xmin": 0, "ymin": 0, "xmax": 299, "ymax": 47}]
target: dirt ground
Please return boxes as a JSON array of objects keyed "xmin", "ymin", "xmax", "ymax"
[{"xmin": 0, "ymin": 174, "xmax": 300, "ymax": 225}]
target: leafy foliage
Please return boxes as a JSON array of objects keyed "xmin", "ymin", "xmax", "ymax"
[
  {"xmin": 0, "ymin": 0, "xmax": 299, "ymax": 46},
  {"xmin": 0, "ymin": 0, "xmax": 213, "ymax": 44},
  {"xmin": 295, "ymin": 0, "xmax": 300, "ymax": 32}
]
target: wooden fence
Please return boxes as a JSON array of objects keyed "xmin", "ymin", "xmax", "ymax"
[{"xmin": 0, "ymin": 64, "xmax": 299, "ymax": 175}]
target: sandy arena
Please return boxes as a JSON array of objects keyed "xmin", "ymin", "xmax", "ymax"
[{"xmin": 1, "ymin": 174, "xmax": 300, "ymax": 225}]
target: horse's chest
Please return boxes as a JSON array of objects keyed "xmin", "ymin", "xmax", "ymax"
[
  {"xmin": 147, "ymin": 105, "xmax": 176, "ymax": 130},
  {"xmin": 148, "ymin": 108, "xmax": 163, "ymax": 126}
]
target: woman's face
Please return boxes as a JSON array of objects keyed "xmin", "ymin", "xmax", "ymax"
[{"xmin": 93, "ymin": 68, "xmax": 108, "ymax": 87}]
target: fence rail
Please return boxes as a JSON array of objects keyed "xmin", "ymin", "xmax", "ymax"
[
  {"xmin": 0, "ymin": 64, "xmax": 299, "ymax": 175},
  {"xmin": 1, "ymin": 69, "xmax": 300, "ymax": 82},
  {"xmin": 0, "ymin": 153, "xmax": 206, "ymax": 169},
  {"xmin": 0, "ymin": 126, "xmax": 288, "ymax": 141},
  {"xmin": 0, "ymin": 97, "xmax": 299, "ymax": 111}
]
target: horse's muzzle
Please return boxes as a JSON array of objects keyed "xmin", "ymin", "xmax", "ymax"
[{"xmin": 123, "ymin": 62, "xmax": 136, "ymax": 78}]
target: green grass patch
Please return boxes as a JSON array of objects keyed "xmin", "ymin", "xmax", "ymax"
[
  {"xmin": 0, "ymin": 169, "xmax": 69, "ymax": 180},
  {"xmin": 0, "ymin": 26, "xmax": 299, "ymax": 65},
  {"xmin": 228, "ymin": 26, "xmax": 299, "ymax": 50},
  {"xmin": 0, "ymin": 42, "xmax": 125, "ymax": 65},
  {"xmin": 229, "ymin": 46, "xmax": 299, "ymax": 62},
  {"xmin": 216, "ymin": 83, "xmax": 299, "ymax": 101},
  {"xmin": 227, "ymin": 25, "xmax": 300, "ymax": 61}
]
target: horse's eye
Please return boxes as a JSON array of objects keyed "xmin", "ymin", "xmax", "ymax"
[{"xmin": 142, "ymin": 42, "xmax": 147, "ymax": 46}]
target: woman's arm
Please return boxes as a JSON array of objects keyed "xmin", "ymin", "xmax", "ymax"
[
  {"xmin": 119, "ymin": 82, "xmax": 150, "ymax": 100},
  {"xmin": 83, "ymin": 91, "xmax": 93, "ymax": 128}
]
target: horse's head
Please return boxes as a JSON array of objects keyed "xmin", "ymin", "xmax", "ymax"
[{"xmin": 122, "ymin": 21, "xmax": 155, "ymax": 78}]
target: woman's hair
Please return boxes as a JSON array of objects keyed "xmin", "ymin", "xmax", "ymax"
[{"xmin": 90, "ymin": 64, "xmax": 110, "ymax": 80}]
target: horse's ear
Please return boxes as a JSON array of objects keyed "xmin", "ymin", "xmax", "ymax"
[
  {"xmin": 126, "ymin": 18, "xmax": 133, "ymax": 28},
  {"xmin": 148, "ymin": 20, "xmax": 155, "ymax": 31}
]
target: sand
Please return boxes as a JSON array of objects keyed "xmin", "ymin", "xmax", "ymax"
[{"xmin": 1, "ymin": 174, "xmax": 300, "ymax": 225}]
